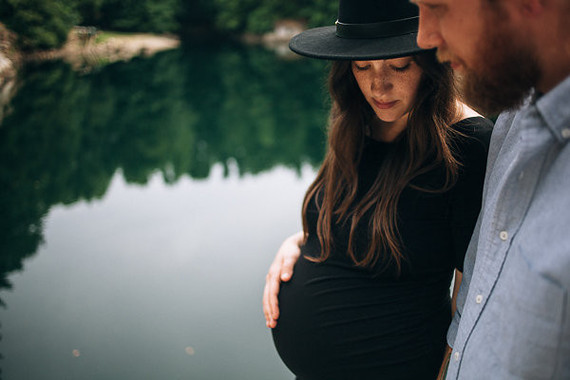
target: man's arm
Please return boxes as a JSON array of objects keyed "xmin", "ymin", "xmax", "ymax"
[
  {"xmin": 437, "ymin": 345, "xmax": 453, "ymax": 380},
  {"xmin": 263, "ymin": 231, "xmax": 304, "ymax": 328}
]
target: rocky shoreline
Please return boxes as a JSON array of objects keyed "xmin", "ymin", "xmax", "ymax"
[
  {"xmin": 0, "ymin": 24, "xmax": 18, "ymax": 123},
  {"xmin": 0, "ymin": 26, "xmax": 181, "ymax": 77},
  {"xmin": 23, "ymin": 28, "xmax": 180, "ymax": 72},
  {"xmin": 0, "ymin": 23, "xmax": 18, "ymax": 84}
]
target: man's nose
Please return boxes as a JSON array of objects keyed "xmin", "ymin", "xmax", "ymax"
[{"xmin": 416, "ymin": 8, "xmax": 443, "ymax": 50}]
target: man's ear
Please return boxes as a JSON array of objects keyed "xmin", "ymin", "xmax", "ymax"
[
  {"xmin": 498, "ymin": 0, "xmax": 543, "ymax": 22},
  {"xmin": 519, "ymin": 0, "xmax": 544, "ymax": 17}
]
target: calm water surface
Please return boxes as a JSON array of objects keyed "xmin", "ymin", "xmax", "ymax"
[{"xmin": 0, "ymin": 42, "xmax": 329, "ymax": 379}]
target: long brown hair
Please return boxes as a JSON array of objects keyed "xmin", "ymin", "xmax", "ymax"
[{"xmin": 302, "ymin": 50, "xmax": 460, "ymax": 273}]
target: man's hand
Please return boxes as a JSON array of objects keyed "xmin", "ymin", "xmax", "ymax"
[{"xmin": 263, "ymin": 231, "xmax": 304, "ymax": 328}]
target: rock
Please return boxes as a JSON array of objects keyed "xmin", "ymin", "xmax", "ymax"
[
  {"xmin": 0, "ymin": 23, "xmax": 19, "ymax": 82},
  {"xmin": 242, "ymin": 19, "xmax": 307, "ymax": 58},
  {"xmin": 262, "ymin": 19, "xmax": 306, "ymax": 44}
]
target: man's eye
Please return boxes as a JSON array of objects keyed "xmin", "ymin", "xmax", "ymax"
[{"xmin": 424, "ymin": 3, "xmax": 447, "ymax": 16}]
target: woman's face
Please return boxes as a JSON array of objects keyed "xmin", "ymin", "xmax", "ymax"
[{"xmin": 352, "ymin": 57, "xmax": 423, "ymax": 140}]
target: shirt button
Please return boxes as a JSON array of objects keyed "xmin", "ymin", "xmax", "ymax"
[
  {"xmin": 454, "ymin": 352, "xmax": 460, "ymax": 361},
  {"xmin": 475, "ymin": 294, "xmax": 483, "ymax": 304},
  {"xmin": 561, "ymin": 128, "xmax": 570, "ymax": 139},
  {"xmin": 499, "ymin": 231, "xmax": 508, "ymax": 241}
]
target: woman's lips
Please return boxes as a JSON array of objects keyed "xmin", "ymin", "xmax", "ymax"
[{"xmin": 374, "ymin": 100, "xmax": 398, "ymax": 109}]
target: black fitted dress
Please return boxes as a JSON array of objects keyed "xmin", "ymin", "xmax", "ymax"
[{"xmin": 272, "ymin": 118, "xmax": 493, "ymax": 380}]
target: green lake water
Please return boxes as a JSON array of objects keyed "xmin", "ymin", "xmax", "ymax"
[{"xmin": 0, "ymin": 41, "xmax": 330, "ymax": 379}]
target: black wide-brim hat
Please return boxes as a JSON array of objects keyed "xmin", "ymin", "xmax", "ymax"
[{"xmin": 290, "ymin": 0, "xmax": 424, "ymax": 60}]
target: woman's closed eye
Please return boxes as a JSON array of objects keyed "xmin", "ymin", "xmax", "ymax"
[
  {"xmin": 354, "ymin": 63, "xmax": 371, "ymax": 71},
  {"xmin": 391, "ymin": 63, "xmax": 411, "ymax": 72}
]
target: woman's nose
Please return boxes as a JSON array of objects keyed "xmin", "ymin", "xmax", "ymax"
[{"xmin": 372, "ymin": 72, "xmax": 393, "ymax": 93}]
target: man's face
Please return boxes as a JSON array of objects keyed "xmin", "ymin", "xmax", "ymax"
[{"xmin": 412, "ymin": 0, "xmax": 539, "ymax": 115}]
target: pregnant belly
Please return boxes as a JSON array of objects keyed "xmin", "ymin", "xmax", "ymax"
[{"xmin": 271, "ymin": 256, "xmax": 450, "ymax": 380}]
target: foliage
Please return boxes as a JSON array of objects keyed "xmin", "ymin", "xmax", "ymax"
[
  {"xmin": 212, "ymin": 0, "xmax": 337, "ymax": 34},
  {"xmin": 0, "ymin": 0, "xmax": 337, "ymax": 51},
  {"xmin": 96, "ymin": 0, "xmax": 181, "ymax": 33},
  {"xmin": 0, "ymin": 0, "xmax": 79, "ymax": 50}
]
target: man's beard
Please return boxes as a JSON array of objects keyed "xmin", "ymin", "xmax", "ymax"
[{"xmin": 456, "ymin": 19, "xmax": 540, "ymax": 116}]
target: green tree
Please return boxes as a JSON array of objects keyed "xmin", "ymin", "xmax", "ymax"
[
  {"xmin": 73, "ymin": 0, "xmax": 105, "ymax": 26},
  {"xmin": 0, "ymin": 0, "xmax": 78, "ymax": 50},
  {"xmin": 211, "ymin": 0, "xmax": 337, "ymax": 34},
  {"xmin": 97, "ymin": 0, "xmax": 181, "ymax": 33}
]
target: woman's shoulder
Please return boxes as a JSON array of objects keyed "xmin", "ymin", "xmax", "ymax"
[
  {"xmin": 451, "ymin": 102, "xmax": 493, "ymax": 145},
  {"xmin": 451, "ymin": 116, "xmax": 494, "ymax": 155},
  {"xmin": 453, "ymin": 116, "xmax": 493, "ymax": 136}
]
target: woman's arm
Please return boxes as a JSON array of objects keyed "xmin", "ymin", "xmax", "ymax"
[{"xmin": 263, "ymin": 231, "xmax": 304, "ymax": 328}]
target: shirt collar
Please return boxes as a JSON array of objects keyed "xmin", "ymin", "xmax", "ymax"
[{"xmin": 535, "ymin": 74, "xmax": 570, "ymax": 143}]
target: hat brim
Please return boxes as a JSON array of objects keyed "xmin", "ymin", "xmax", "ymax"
[{"xmin": 289, "ymin": 26, "xmax": 425, "ymax": 60}]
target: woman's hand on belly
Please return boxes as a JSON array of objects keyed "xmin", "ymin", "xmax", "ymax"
[{"xmin": 263, "ymin": 231, "xmax": 304, "ymax": 328}]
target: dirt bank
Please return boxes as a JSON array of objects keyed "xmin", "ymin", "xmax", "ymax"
[{"xmin": 24, "ymin": 28, "xmax": 180, "ymax": 71}]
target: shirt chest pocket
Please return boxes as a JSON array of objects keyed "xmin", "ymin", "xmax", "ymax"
[{"xmin": 499, "ymin": 248, "xmax": 566, "ymax": 379}]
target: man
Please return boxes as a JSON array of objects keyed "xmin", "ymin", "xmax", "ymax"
[
  {"xmin": 265, "ymin": 0, "xmax": 570, "ymax": 377},
  {"xmin": 411, "ymin": 0, "xmax": 570, "ymax": 378}
]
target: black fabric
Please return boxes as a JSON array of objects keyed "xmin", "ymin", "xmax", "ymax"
[
  {"xmin": 335, "ymin": 17, "xmax": 418, "ymax": 39},
  {"xmin": 272, "ymin": 117, "xmax": 493, "ymax": 380},
  {"xmin": 338, "ymin": 0, "xmax": 418, "ymax": 24}
]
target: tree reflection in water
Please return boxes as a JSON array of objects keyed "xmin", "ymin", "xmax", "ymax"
[{"xmin": 0, "ymin": 41, "xmax": 328, "ymax": 306}]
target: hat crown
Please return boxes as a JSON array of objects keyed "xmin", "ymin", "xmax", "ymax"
[{"xmin": 338, "ymin": 0, "xmax": 418, "ymax": 24}]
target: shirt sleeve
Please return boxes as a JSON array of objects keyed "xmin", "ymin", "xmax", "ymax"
[
  {"xmin": 447, "ymin": 211, "xmax": 483, "ymax": 346},
  {"xmin": 447, "ymin": 304, "xmax": 461, "ymax": 347},
  {"xmin": 446, "ymin": 117, "xmax": 492, "ymax": 346},
  {"xmin": 448, "ymin": 118, "xmax": 492, "ymax": 271}
]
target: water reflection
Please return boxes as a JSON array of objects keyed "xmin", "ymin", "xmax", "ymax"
[
  {"xmin": 0, "ymin": 42, "xmax": 329, "ymax": 378},
  {"xmin": 0, "ymin": 42, "xmax": 328, "ymax": 293}
]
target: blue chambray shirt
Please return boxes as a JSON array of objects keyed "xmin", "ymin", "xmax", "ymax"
[{"xmin": 446, "ymin": 75, "xmax": 570, "ymax": 379}]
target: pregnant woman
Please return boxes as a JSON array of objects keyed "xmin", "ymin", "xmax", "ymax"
[{"xmin": 264, "ymin": 1, "xmax": 493, "ymax": 379}]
